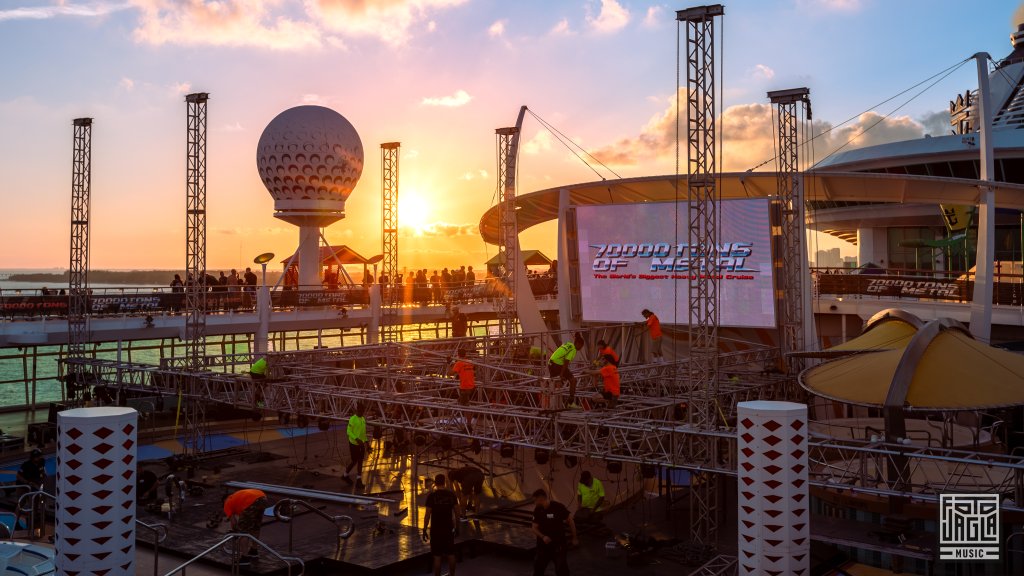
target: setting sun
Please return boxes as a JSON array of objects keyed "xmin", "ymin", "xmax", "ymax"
[{"xmin": 399, "ymin": 190, "xmax": 432, "ymax": 233}]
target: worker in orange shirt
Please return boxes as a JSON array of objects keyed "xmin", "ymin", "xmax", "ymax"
[
  {"xmin": 223, "ymin": 488, "xmax": 268, "ymax": 565},
  {"xmin": 452, "ymin": 348, "xmax": 476, "ymax": 432},
  {"xmin": 595, "ymin": 339, "xmax": 619, "ymax": 367},
  {"xmin": 592, "ymin": 354, "xmax": 620, "ymax": 409},
  {"xmin": 640, "ymin": 309, "xmax": 664, "ymax": 363}
]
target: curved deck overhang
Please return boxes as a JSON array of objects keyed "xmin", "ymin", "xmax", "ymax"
[{"xmin": 479, "ymin": 171, "xmax": 1024, "ymax": 244}]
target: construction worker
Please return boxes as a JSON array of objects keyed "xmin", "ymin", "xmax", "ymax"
[
  {"xmin": 592, "ymin": 354, "xmax": 620, "ymax": 409},
  {"xmin": 531, "ymin": 488, "xmax": 577, "ymax": 576},
  {"xmin": 249, "ymin": 355, "xmax": 267, "ymax": 379},
  {"xmin": 595, "ymin": 339, "xmax": 619, "ymax": 366},
  {"xmin": 449, "ymin": 466, "xmax": 486, "ymax": 516},
  {"xmin": 575, "ymin": 471, "xmax": 605, "ymax": 524},
  {"xmin": 223, "ymin": 488, "xmax": 267, "ymax": 565},
  {"xmin": 549, "ymin": 333, "xmax": 585, "ymax": 408},
  {"xmin": 451, "ymin": 348, "xmax": 476, "ymax": 432},
  {"xmin": 343, "ymin": 403, "xmax": 367, "ymax": 490},
  {"xmin": 423, "ymin": 473, "xmax": 460, "ymax": 576},
  {"xmin": 640, "ymin": 309, "xmax": 664, "ymax": 363}
]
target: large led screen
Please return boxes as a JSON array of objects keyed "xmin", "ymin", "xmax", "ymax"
[{"xmin": 576, "ymin": 199, "xmax": 776, "ymax": 327}]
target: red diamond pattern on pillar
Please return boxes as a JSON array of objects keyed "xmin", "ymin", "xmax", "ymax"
[
  {"xmin": 741, "ymin": 491, "xmax": 754, "ymax": 500},
  {"xmin": 765, "ymin": 509, "xmax": 782, "ymax": 518},
  {"xmin": 741, "ymin": 506, "xmax": 754, "ymax": 514},
  {"xmin": 764, "ymin": 494, "xmax": 782, "ymax": 504},
  {"xmin": 742, "ymin": 550, "xmax": 754, "ymax": 559},
  {"xmin": 93, "ymin": 427, "xmax": 114, "ymax": 439},
  {"xmin": 794, "ymin": 494, "xmax": 806, "ymax": 502},
  {"xmin": 94, "ymin": 506, "xmax": 112, "ymax": 516},
  {"xmin": 765, "ymin": 555, "xmax": 781, "ymax": 562},
  {"xmin": 65, "ymin": 538, "xmax": 80, "ymax": 546},
  {"xmin": 763, "ymin": 435, "xmax": 781, "ymax": 446},
  {"xmin": 65, "ymin": 522, "xmax": 81, "ymax": 531},
  {"xmin": 122, "ymin": 454, "xmax": 133, "ymax": 465},
  {"xmin": 793, "ymin": 523, "xmax": 806, "ymax": 531},
  {"xmin": 742, "ymin": 520, "xmax": 755, "ymax": 529},
  {"xmin": 121, "ymin": 471, "xmax": 132, "ymax": 480},
  {"xmin": 66, "ymin": 444, "xmax": 83, "ymax": 455},
  {"xmin": 742, "ymin": 535, "xmax": 754, "ymax": 543},
  {"xmin": 766, "ymin": 570, "xmax": 782, "ymax": 576},
  {"xmin": 121, "ymin": 485, "xmax": 133, "ymax": 495},
  {"xmin": 66, "ymin": 460, "xmax": 82, "ymax": 470},
  {"xmin": 742, "ymin": 565, "xmax": 754, "ymax": 572},
  {"xmin": 764, "ymin": 465, "xmax": 782, "ymax": 474},
  {"xmin": 793, "ymin": 508, "xmax": 806, "ymax": 517},
  {"xmin": 93, "ymin": 490, "xmax": 113, "ymax": 500},
  {"xmin": 95, "ymin": 474, "xmax": 113, "ymax": 484},
  {"xmin": 94, "ymin": 443, "xmax": 114, "ymax": 455},
  {"xmin": 795, "ymin": 569, "xmax": 807, "ymax": 575},
  {"xmin": 791, "ymin": 433, "xmax": 805, "ymax": 444},
  {"xmin": 66, "ymin": 475, "xmax": 82, "ymax": 485},
  {"xmin": 95, "ymin": 568, "xmax": 111, "ymax": 576},
  {"xmin": 66, "ymin": 507, "xmax": 81, "ymax": 515},
  {"xmin": 93, "ymin": 536, "xmax": 111, "ymax": 546},
  {"xmin": 122, "ymin": 439, "xmax": 134, "ymax": 450},
  {"xmin": 764, "ymin": 524, "xmax": 782, "ymax": 532},
  {"xmin": 762, "ymin": 419, "xmax": 781, "ymax": 432},
  {"xmin": 66, "ymin": 491, "xmax": 82, "ymax": 500},
  {"xmin": 93, "ymin": 551, "xmax": 111, "ymax": 561},
  {"xmin": 793, "ymin": 538, "xmax": 807, "ymax": 546},
  {"xmin": 765, "ymin": 539, "xmax": 782, "ymax": 546},
  {"xmin": 764, "ymin": 480, "xmax": 782, "ymax": 489},
  {"xmin": 793, "ymin": 479, "xmax": 806, "ymax": 488},
  {"xmin": 66, "ymin": 428, "xmax": 83, "ymax": 440},
  {"xmin": 740, "ymin": 418, "xmax": 754, "ymax": 429},
  {"xmin": 791, "ymin": 420, "xmax": 804, "ymax": 431},
  {"xmin": 740, "ymin": 447, "xmax": 753, "ymax": 457},
  {"xmin": 791, "ymin": 449, "xmax": 805, "ymax": 459},
  {"xmin": 791, "ymin": 464, "xmax": 805, "ymax": 474},
  {"xmin": 94, "ymin": 458, "xmax": 113, "ymax": 470},
  {"xmin": 741, "ymin": 462, "xmax": 753, "ymax": 471},
  {"xmin": 741, "ymin": 433, "xmax": 754, "ymax": 443},
  {"xmin": 741, "ymin": 477, "xmax": 754, "ymax": 486},
  {"xmin": 122, "ymin": 424, "xmax": 134, "ymax": 435},
  {"xmin": 764, "ymin": 450, "xmax": 781, "ymax": 460}
]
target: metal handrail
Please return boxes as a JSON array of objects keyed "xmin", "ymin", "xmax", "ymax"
[
  {"xmin": 136, "ymin": 519, "xmax": 168, "ymax": 576},
  {"xmin": 162, "ymin": 533, "xmax": 304, "ymax": 576},
  {"xmin": 15, "ymin": 490, "xmax": 54, "ymax": 541},
  {"xmin": 273, "ymin": 498, "xmax": 355, "ymax": 553}
]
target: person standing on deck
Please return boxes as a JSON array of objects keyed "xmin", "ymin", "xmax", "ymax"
[
  {"xmin": 531, "ymin": 488, "xmax": 577, "ymax": 576},
  {"xmin": 640, "ymin": 309, "xmax": 664, "ymax": 363},
  {"xmin": 423, "ymin": 473, "xmax": 460, "ymax": 576},
  {"xmin": 343, "ymin": 404, "xmax": 367, "ymax": 490}
]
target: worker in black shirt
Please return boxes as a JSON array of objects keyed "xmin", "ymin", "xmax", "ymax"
[
  {"xmin": 424, "ymin": 474, "xmax": 460, "ymax": 576},
  {"xmin": 449, "ymin": 466, "xmax": 485, "ymax": 515},
  {"xmin": 16, "ymin": 449, "xmax": 46, "ymax": 538},
  {"xmin": 531, "ymin": 488, "xmax": 577, "ymax": 576}
]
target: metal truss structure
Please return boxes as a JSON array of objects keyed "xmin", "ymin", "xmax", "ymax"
[
  {"xmin": 769, "ymin": 88, "xmax": 812, "ymax": 372},
  {"xmin": 678, "ymin": 3, "xmax": 725, "ymax": 548},
  {"xmin": 184, "ymin": 92, "xmax": 210, "ymax": 456},
  {"xmin": 494, "ymin": 106, "xmax": 527, "ymax": 340},
  {"xmin": 66, "ymin": 332, "xmax": 1024, "ymax": 510},
  {"xmin": 380, "ymin": 142, "xmax": 401, "ymax": 343},
  {"xmin": 67, "ymin": 118, "xmax": 93, "ymax": 378}
]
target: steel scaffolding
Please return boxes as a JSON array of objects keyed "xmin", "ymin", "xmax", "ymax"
[
  {"xmin": 678, "ymin": 3, "xmax": 724, "ymax": 549},
  {"xmin": 184, "ymin": 92, "xmax": 209, "ymax": 456},
  {"xmin": 381, "ymin": 142, "xmax": 401, "ymax": 343},
  {"xmin": 769, "ymin": 88, "xmax": 812, "ymax": 372},
  {"xmin": 494, "ymin": 106, "xmax": 527, "ymax": 340},
  {"xmin": 65, "ymin": 333, "xmax": 1024, "ymax": 509},
  {"xmin": 67, "ymin": 118, "xmax": 93, "ymax": 378}
]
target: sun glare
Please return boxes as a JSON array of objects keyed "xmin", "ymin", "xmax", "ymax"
[{"xmin": 399, "ymin": 191, "xmax": 431, "ymax": 233}]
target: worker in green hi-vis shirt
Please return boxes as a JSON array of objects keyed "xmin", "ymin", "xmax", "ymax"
[{"xmin": 343, "ymin": 403, "xmax": 368, "ymax": 490}]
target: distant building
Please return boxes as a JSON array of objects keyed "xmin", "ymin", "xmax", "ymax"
[{"xmin": 815, "ymin": 248, "xmax": 843, "ymax": 268}]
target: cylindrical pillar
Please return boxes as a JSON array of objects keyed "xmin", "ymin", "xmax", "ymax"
[
  {"xmin": 56, "ymin": 407, "xmax": 138, "ymax": 575},
  {"xmin": 298, "ymin": 224, "xmax": 321, "ymax": 289},
  {"xmin": 368, "ymin": 284, "xmax": 381, "ymax": 345},
  {"xmin": 737, "ymin": 400, "xmax": 808, "ymax": 576}
]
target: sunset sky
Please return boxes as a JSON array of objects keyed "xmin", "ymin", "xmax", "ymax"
[{"xmin": 0, "ymin": 0, "xmax": 1018, "ymax": 272}]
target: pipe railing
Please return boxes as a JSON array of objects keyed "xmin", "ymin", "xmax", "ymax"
[
  {"xmin": 136, "ymin": 519, "xmax": 168, "ymax": 576},
  {"xmin": 15, "ymin": 489, "xmax": 54, "ymax": 542},
  {"xmin": 162, "ymin": 533, "xmax": 303, "ymax": 576},
  {"xmin": 272, "ymin": 498, "xmax": 355, "ymax": 554}
]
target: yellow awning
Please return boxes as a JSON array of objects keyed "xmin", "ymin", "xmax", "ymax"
[
  {"xmin": 802, "ymin": 328, "xmax": 1024, "ymax": 411},
  {"xmin": 793, "ymin": 309, "xmax": 921, "ymax": 358}
]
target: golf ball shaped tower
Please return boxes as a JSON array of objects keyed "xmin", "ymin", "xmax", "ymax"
[{"xmin": 257, "ymin": 106, "xmax": 364, "ymax": 289}]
